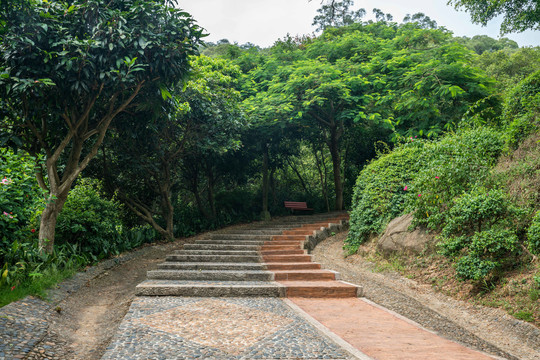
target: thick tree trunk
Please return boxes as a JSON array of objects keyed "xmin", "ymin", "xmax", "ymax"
[
  {"xmin": 38, "ymin": 192, "xmax": 68, "ymax": 253},
  {"xmin": 160, "ymin": 189, "xmax": 175, "ymax": 241},
  {"xmin": 261, "ymin": 147, "xmax": 271, "ymax": 220},
  {"xmin": 329, "ymin": 129, "xmax": 343, "ymax": 211}
]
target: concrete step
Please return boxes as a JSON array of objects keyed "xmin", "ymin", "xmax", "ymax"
[
  {"xmin": 184, "ymin": 244, "xmax": 260, "ymax": 251},
  {"xmin": 282, "ymin": 229, "xmax": 318, "ymax": 235},
  {"xmin": 271, "ymin": 235, "xmax": 308, "ymax": 241},
  {"xmin": 261, "ymin": 244, "xmax": 303, "ymax": 251},
  {"xmin": 136, "ymin": 280, "xmax": 286, "ymax": 297},
  {"xmin": 272, "ymin": 270, "xmax": 338, "ymax": 281},
  {"xmin": 262, "ymin": 254, "xmax": 312, "ymax": 262},
  {"xmin": 196, "ymin": 239, "xmax": 266, "ymax": 245},
  {"xmin": 265, "ymin": 262, "xmax": 322, "ymax": 270},
  {"xmin": 300, "ymin": 221, "xmax": 343, "ymax": 228},
  {"xmin": 147, "ymin": 269, "xmax": 274, "ymax": 281},
  {"xmin": 260, "ymin": 249, "xmax": 305, "ymax": 255},
  {"xmin": 166, "ymin": 254, "xmax": 260, "ymax": 263},
  {"xmin": 279, "ymin": 280, "xmax": 361, "ymax": 298},
  {"xmin": 174, "ymin": 249, "xmax": 259, "ymax": 256},
  {"xmin": 263, "ymin": 241, "xmax": 304, "ymax": 246},
  {"xmin": 208, "ymin": 234, "xmax": 272, "ymax": 240},
  {"xmin": 216, "ymin": 229, "xmax": 285, "ymax": 235},
  {"xmin": 157, "ymin": 262, "xmax": 266, "ymax": 271}
]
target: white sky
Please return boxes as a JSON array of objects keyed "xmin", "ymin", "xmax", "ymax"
[{"xmin": 177, "ymin": 0, "xmax": 539, "ymax": 48}]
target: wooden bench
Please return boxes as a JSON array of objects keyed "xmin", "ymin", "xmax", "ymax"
[{"xmin": 284, "ymin": 201, "xmax": 313, "ymax": 213}]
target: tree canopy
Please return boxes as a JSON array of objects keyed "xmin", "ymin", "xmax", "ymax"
[
  {"xmin": 448, "ymin": 0, "xmax": 540, "ymax": 33},
  {"xmin": 0, "ymin": 0, "xmax": 204, "ymax": 251}
]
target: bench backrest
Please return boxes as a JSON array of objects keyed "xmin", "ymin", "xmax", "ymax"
[{"xmin": 284, "ymin": 201, "xmax": 308, "ymax": 208}]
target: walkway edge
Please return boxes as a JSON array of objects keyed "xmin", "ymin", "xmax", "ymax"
[{"xmin": 283, "ymin": 298, "xmax": 375, "ymax": 360}]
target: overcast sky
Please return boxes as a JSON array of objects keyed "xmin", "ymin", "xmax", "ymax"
[{"xmin": 178, "ymin": 0, "xmax": 539, "ymax": 48}]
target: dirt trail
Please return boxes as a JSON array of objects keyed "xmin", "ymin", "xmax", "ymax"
[{"xmin": 44, "ymin": 240, "xmax": 184, "ymax": 359}]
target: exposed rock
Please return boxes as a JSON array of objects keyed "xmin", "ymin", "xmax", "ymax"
[{"xmin": 377, "ymin": 214, "xmax": 435, "ymax": 255}]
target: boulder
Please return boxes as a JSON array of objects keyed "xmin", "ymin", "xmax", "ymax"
[{"xmin": 377, "ymin": 214, "xmax": 435, "ymax": 256}]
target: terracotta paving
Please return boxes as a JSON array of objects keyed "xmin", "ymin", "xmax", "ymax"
[{"xmin": 290, "ymin": 297, "xmax": 497, "ymax": 360}]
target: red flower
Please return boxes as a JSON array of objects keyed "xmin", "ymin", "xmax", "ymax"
[
  {"xmin": 11, "ymin": 286, "xmax": 15, "ymax": 291},
  {"xmin": 31, "ymin": 229, "xmax": 36, "ymax": 233}
]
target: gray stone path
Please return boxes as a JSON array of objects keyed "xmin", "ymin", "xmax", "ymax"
[{"xmin": 100, "ymin": 297, "xmax": 356, "ymax": 360}]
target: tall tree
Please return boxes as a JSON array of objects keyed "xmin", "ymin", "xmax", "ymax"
[
  {"xmin": 263, "ymin": 58, "xmax": 370, "ymax": 210},
  {"xmin": 99, "ymin": 55, "xmax": 244, "ymax": 239},
  {"xmin": 448, "ymin": 0, "xmax": 540, "ymax": 33},
  {"xmin": 312, "ymin": 0, "xmax": 366, "ymax": 32},
  {"xmin": 0, "ymin": 0, "xmax": 203, "ymax": 252}
]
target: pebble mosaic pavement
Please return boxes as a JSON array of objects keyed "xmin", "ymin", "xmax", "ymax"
[{"xmin": 101, "ymin": 297, "xmax": 354, "ymax": 360}]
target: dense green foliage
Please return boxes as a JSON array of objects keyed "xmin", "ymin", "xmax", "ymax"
[
  {"xmin": 0, "ymin": 0, "xmax": 204, "ymax": 251},
  {"xmin": 527, "ymin": 211, "xmax": 540, "ymax": 255},
  {"xmin": 348, "ymin": 60, "xmax": 538, "ymax": 282},
  {"xmin": 504, "ymin": 70, "xmax": 540, "ymax": 146},
  {"xmin": 411, "ymin": 128, "xmax": 505, "ymax": 230},
  {"xmin": 0, "ymin": 149, "xmax": 45, "ymax": 244},
  {"xmin": 56, "ymin": 179, "xmax": 125, "ymax": 259},
  {"xmin": 437, "ymin": 188, "xmax": 522, "ymax": 280},
  {"xmin": 346, "ymin": 128, "xmax": 505, "ymax": 251},
  {"xmin": 347, "ymin": 141, "xmax": 426, "ymax": 248},
  {"xmin": 448, "ymin": 0, "xmax": 540, "ymax": 33}
]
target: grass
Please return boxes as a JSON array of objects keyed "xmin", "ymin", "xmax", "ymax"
[{"xmin": 0, "ymin": 266, "xmax": 78, "ymax": 307}]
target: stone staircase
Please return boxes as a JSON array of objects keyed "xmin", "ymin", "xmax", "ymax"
[{"xmin": 136, "ymin": 212, "xmax": 362, "ymax": 298}]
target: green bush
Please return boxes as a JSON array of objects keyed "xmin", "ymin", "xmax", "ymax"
[
  {"xmin": 438, "ymin": 188, "xmax": 521, "ymax": 281},
  {"xmin": 55, "ymin": 178, "xmax": 125, "ymax": 260},
  {"xmin": 527, "ymin": 211, "xmax": 540, "ymax": 255},
  {"xmin": 0, "ymin": 148, "xmax": 46, "ymax": 246},
  {"xmin": 504, "ymin": 70, "xmax": 540, "ymax": 147},
  {"xmin": 346, "ymin": 128, "xmax": 504, "ymax": 252},
  {"xmin": 346, "ymin": 140, "xmax": 426, "ymax": 250},
  {"xmin": 411, "ymin": 128, "xmax": 504, "ymax": 230}
]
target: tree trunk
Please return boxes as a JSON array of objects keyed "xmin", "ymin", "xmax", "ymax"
[
  {"xmin": 261, "ymin": 147, "xmax": 271, "ymax": 220},
  {"xmin": 160, "ymin": 187, "xmax": 175, "ymax": 241},
  {"xmin": 270, "ymin": 168, "xmax": 277, "ymax": 207},
  {"xmin": 314, "ymin": 147, "xmax": 330, "ymax": 212},
  {"xmin": 38, "ymin": 192, "xmax": 68, "ymax": 253},
  {"xmin": 206, "ymin": 164, "xmax": 217, "ymax": 219},
  {"xmin": 287, "ymin": 157, "xmax": 310, "ymax": 195},
  {"xmin": 329, "ymin": 128, "xmax": 343, "ymax": 211}
]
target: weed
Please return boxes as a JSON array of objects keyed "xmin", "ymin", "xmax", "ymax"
[{"xmin": 513, "ymin": 310, "xmax": 534, "ymax": 322}]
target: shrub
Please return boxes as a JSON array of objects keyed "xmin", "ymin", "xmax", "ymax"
[
  {"xmin": 527, "ymin": 211, "xmax": 540, "ymax": 255},
  {"xmin": 438, "ymin": 188, "xmax": 521, "ymax": 281},
  {"xmin": 411, "ymin": 128, "xmax": 504, "ymax": 230},
  {"xmin": 346, "ymin": 140, "xmax": 426, "ymax": 250},
  {"xmin": 504, "ymin": 70, "xmax": 540, "ymax": 147},
  {"xmin": 0, "ymin": 148, "xmax": 46, "ymax": 244},
  {"xmin": 0, "ymin": 148, "xmax": 47, "ymax": 278},
  {"xmin": 55, "ymin": 178, "xmax": 125, "ymax": 260}
]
